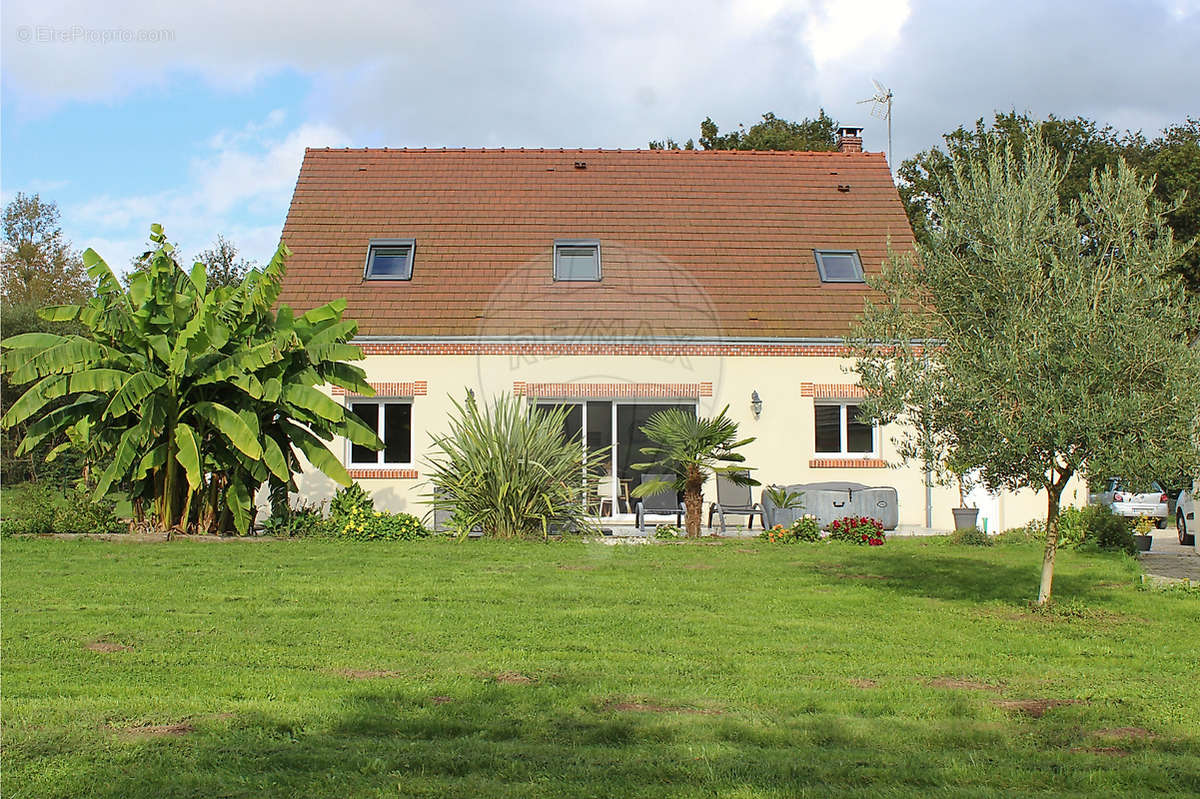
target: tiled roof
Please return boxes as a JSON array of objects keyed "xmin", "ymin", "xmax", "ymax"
[{"xmin": 277, "ymin": 147, "xmax": 916, "ymax": 339}]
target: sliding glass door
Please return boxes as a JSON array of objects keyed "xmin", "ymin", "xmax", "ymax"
[
  {"xmin": 534, "ymin": 400, "xmax": 696, "ymax": 518},
  {"xmin": 615, "ymin": 404, "xmax": 695, "ymax": 511}
]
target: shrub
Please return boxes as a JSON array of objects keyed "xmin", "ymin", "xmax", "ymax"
[
  {"xmin": 368, "ymin": 512, "xmax": 431, "ymax": 541},
  {"xmin": 1, "ymin": 518, "xmax": 34, "ymax": 536},
  {"xmin": 53, "ymin": 487, "xmax": 125, "ymax": 535},
  {"xmin": 425, "ymin": 395, "xmax": 602, "ymax": 539},
  {"xmin": 654, "ymin": 524, "xmax": 683, "ymax": 539},
  {"xmin": 260, "ymin": 499, "xmax": 332, "ymax": 538},
  {"xmin": 760, "ymin": 515, "xmax": 822, "ymax": 543},
  {"xmin": 828, "ymin": 515, "xmax": 886, "ymax": 546},
  {"xmin": 949, "ymin": 526, "xmax": 992, "ymax": 546},
  {"xmin": 330, "ymin": 483, "xmax": 374, "ymax": 520},
  {"xmin": 337, "ymin": 506, "xmax": 430, "ymax": 541},
  {"xmin": 760, "ymin": 524, "xmax": 788, "ymax": 543},
  {"xmin": 0, "ymin": 483, "xmax": 57, "ymax": 535},
  {"xmin": 1080, "ymin": 504, "xmax": 1136, "ymax": 555},
  {"xmin": 995, "ymin": 519, "xmax": 1046, "ymax": 545},
  {"xmin": 1057, "ymin": 506, "xmax": 1088, "ymax": 547},
  {"xmin": 790, "ymin": 515, "xmax": 822, "ymax": 542}
]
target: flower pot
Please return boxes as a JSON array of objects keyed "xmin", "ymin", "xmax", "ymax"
[
  {"xmin": 951, "ymin": 507, "xmax": 979, "ymax": 531},
  {"xmin": 1133, "ymin": 533, "xmax": 1152, "ymax": 552}
]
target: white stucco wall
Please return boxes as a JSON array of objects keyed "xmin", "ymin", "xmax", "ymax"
[{"xmin": 294, "ymin": 351, "xmax": 1085, "ymax": 531}]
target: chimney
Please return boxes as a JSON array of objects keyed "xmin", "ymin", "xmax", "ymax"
[{"xmin": 836, "ymin": 126, "xmax": 864, "ymax": 153}]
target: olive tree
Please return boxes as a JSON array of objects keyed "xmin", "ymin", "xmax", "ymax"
[{"xmin": 851, "ymin": 134, "xmax": 1200, "ymax": 604}]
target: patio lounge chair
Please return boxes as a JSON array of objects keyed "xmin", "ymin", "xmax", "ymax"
[
  {"xmin": 635, "ymin": 473, "xmax": 684, "ymax": 533},
  {"xmin": 707, "ymin": 472, "xmax": 765, "ymax": 534}
]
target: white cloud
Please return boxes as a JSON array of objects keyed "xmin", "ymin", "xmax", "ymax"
[
  {"xmin": 7, "ymin": 0, "xmax": 1199, "ymax": 266},
  {"xmin": 802, "ymin": 0, "xmax": 910, "ymax": 72},
  {"xmin": 65, "ymin": 116, "xmax": 350, "ymax": 269}
]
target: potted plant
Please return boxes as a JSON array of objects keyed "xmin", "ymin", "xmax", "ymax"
[
  {"xmin": 1132, "ymin": 514, "xmax": 1154, "ymax": 552},
  {"xmin": 947, "ymin": 452, "xmax": 979, "ymax": 531},
  {"xmin": 763, "ymin": 485, "xmax": 805, "ymax": 528}
]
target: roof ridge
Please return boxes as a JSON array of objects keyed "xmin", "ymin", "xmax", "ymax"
[{"xmin": 303, "ymin": 146, "xmax": 883, "ymax": 157}]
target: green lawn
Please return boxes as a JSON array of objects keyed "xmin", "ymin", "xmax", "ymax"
[{"xmin": 2, "ymin": 536, "xmax": 1198, "ymax": 798}]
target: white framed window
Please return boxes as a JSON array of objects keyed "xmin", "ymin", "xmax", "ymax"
[
  {"xmin": 348, "ymin": 400, "xmax": 412, "ymax": 466},
  {"xmin": 814, "ymin": 402, "xmax": 877, "ymax": 456},
  {"xmin": 364, "ymin": 239, "xmax": 415, "ymax": 280},
  {"xmin": 814, "ymin": 249, "xmax": 865, "ymax": 283},
  {"xmin": 554, "ymin": 240, "xmax": 601, "ymax": 281}
]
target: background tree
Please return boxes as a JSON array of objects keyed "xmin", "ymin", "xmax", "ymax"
[
  {"xmin": 128, "ymin": 233, "xmax": 253, "ymax": 289},
  {"xmin": 631, "ymin": 406, "xmax": 756, "ymax": 539},
  {"xmin": 1, "ymin": 224, "xmax": 380, "ymax": 535},
  {"xmin": 851, "ymin": 134, "xmax": 1200, "ymax": 605},
  {"xmin": 650, "ymin": 110, "xmax": 837, "ymax": 151},
  {"xmin": 899, "ymin": 112, "xmax": 1200, "ymax": 288},
  {"xmin": 1139, "ymin": 118, "xmax": 1200, "ymax": 288},
  {"xmin": 194, "ymin": 234, "xmax": 255, "ymax": 289},
  {"xmin": 1, "ymin": 193, "xmax": 91, "ymax": 484},
  {"xmin": 1, "ymin": 193, "xmax": 91, "ymax": 306}
]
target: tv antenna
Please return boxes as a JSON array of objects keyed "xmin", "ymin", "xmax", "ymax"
[{"xmin": 857, "ymin": 79, "xmax": 893, "ymax": 165}]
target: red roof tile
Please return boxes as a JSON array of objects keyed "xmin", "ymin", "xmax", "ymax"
[{"xmin": 277, "ymin": 148, "xmax": 916, "ymax": 339}]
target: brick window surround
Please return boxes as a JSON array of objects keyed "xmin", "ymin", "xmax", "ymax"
[
  {"xmin": 809, "ymin": 458, "xmax": 887, "ymax": 469},
  {"xmin": 340, "ymin": 380, "xmax": 426, "ymax": 479},
  {"xmin": 347, "ymin": 467, "xmax": 419, "ymax": 479},
  {"xmin": 513, "ymin": 381, "xmax": 713, "ymax": 399},
  {"xmin": 805, "ymin": 384, "xmax": 882, "ymax": 467},
  {"xmin": 800, "ymin": 382, "xmax": 865, "ymax": 398},
  {"xmin": 332, "ymin": 380, "xmax": 427, "ymax": 397}
]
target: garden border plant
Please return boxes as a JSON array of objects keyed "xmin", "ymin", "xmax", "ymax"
[
  {"xmin": 424, "ymin": 394, "xmax": 604, "ymax": 539},
  {"xmin": 829, "ymin": 515, "xmax": 886, "ymax": 546},
  {"xmin": 759, "ymin": 515, "xmax": 821, "ymax": 543}
]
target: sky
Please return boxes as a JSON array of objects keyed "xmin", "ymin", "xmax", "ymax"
[{"xmin": 2, "ymin": 0, "xmax": 1198, "ymax": 270}]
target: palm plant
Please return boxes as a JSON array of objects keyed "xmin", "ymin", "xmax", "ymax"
[
  {"xmin": 424, "ymin": 394, "xmax": 605, "ymax": 539},
  {"xmin": 0, "ymin": 224, "xmax": 379, "ymax": 534},
  {"xmin": 631, "ymin": 406, "xmax": 756, "ymax": 538}
]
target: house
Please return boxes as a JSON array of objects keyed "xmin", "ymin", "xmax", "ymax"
[{"xmin": 276, "ymin": 128, "xmax": 1082, "ymax": 531}]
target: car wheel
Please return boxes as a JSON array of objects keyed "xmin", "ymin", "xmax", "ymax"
[
  {"xmin": 1156, "ymin": 516, "xmax": 1167, "ymax": 529},
  {"xmin": 1179, "ymin": 511, "xmax": 1195, "ymax": 546}
]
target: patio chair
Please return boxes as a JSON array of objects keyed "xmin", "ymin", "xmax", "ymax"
[
  {"xmin": 635, "ymin": 473, "xmax": 684, "ymax": 533},
  {"xmin": 707, "ymin": 472, "xmax": 765, "ymax": 534}
]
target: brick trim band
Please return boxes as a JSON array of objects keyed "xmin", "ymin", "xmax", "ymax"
[
  {"xmin": 347, "ymin": 468, "xmax": 419, "ymax": 479},
  {"xmin": 800, "ymin": 382, "xmax": 866, "ymax": 398},
  {"xmin": 360, "ymin": 342, "xmax": 853, "ymax": 357},
  {"xmin": 513, "ymin": 381, "xmax": 713, "ymax": 399},
  {"xmin": 332, "ymin": 380, "xmax": 428, "ymax": 398},
  {"xmin": 809, "ymin": 458, "xmax": 887, "ymax": 469}
]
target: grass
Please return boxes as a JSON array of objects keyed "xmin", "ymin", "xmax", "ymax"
[{"xmin": 2, "ymin": 535, "xmax": 1198, "ymax": 798}]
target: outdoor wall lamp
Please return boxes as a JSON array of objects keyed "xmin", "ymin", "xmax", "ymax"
[{"xmin": 751, "ymin": 390, "xmax": 763, "ymax": 419}]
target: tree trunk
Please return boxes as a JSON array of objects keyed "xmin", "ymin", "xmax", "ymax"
[
  {"xmin": 683, "ymin": 465, "xmax": 704, "ymax": 538},
  {"xmin": 1036, "ymin": 481, "xmax": 1066, "ymax": 605}
]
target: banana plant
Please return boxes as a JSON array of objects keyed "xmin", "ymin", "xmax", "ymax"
[{"xmin": 0, "ymin": 224, "xmax": 380, "ymax": 534}]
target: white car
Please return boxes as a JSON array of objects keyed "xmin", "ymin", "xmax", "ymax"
[
  {"xmin": 1177, "ymin": 481, "xmax": 1197, "ymax": 548},
  {"xmin": 1090, "ymin": 479, "xmax": 1169, "ymax": 528}
]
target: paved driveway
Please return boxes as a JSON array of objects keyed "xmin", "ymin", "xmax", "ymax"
[{"xmin": 1139, "ymin": 527, "xmax": 1199, "ymax": 581}]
